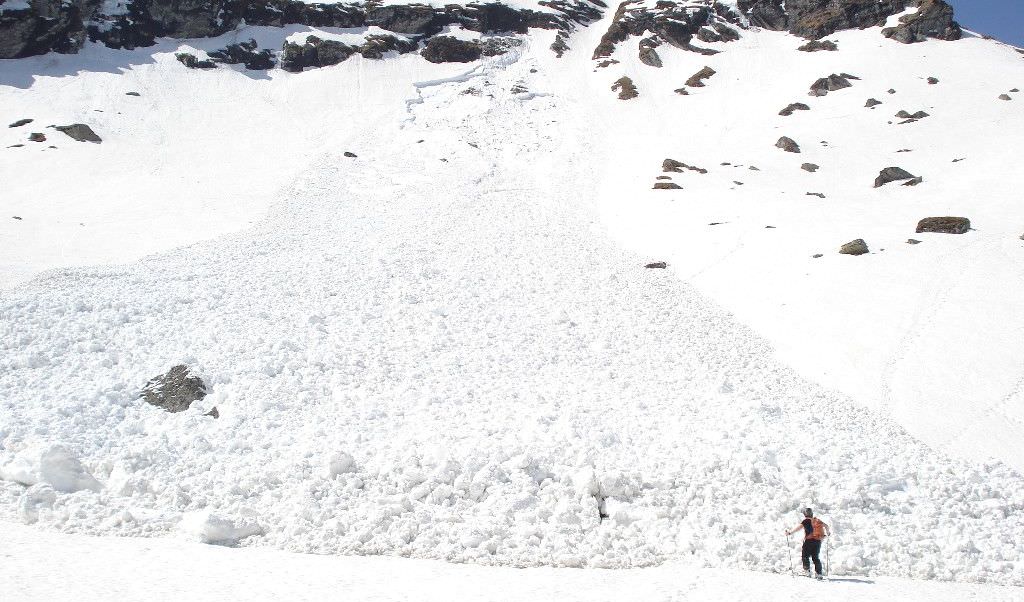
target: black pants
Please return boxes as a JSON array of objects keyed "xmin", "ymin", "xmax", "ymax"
[{"xmin": 801, "ymin": 539, "xmax": 823, "ymax": 574}]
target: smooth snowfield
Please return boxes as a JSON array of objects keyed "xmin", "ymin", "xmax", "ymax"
[
  {"xmin": 4, "ymin": 522, "xmax": 1021, "ymax": 602},
  {"xmin": 2, "ymin": 8, "xmax": 1024, "ymax": 596}
]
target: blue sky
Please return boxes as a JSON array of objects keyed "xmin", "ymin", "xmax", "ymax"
[{"xmin": 947, "ymin": 0, "xmax": 1024, "ymax": 46}]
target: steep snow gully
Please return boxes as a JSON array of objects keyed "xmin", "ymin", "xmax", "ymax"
[{"xmin": 2, "ymin": 14, "xmax": 1024, "ymax": 593}]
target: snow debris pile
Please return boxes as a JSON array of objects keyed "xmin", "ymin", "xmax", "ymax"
[
  {"xmin": 1, "ymin": 445, "xmax": 102, "ymax": 494},
  {"xmin": 180, "ymin": 509, "xmax": 263, "ymax": 545}
]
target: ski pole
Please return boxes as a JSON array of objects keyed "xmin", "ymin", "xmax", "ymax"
[
  {"xmin": 787, "ymin": 532, "xmax": 794, "ymax": 575},
  {"xmin": 826, "ymin": 535, "xmax": 830, "ymax": 577}
]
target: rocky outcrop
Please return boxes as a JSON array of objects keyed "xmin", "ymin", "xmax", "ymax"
[
  {"xmin": 1, "ymin": 0, "xmax": 600, "ymax": 60},
  {"xmin": 874, "ymin": 166, "xmax": 916, "ymax": 187},
  {"xmin": 53, "ymin": 124, "xmax": 101, "ymax": 143},
  {"xmin": 592, "ymin": 1, "xmax": 739, "ymax": 61},
  {"xmin": 865, "ymin": 98, "xmax": 882, "ymax": 107},
  {"xmin": 421, "ymin": 36, "xmax": 482, "ymax": 63},
  {"xmin": 9, "ymin": 118, "xmax": 33, "ymax": 128},
  {"xmin": 281, "ymin": 37, "xmax": 357, "ymax": 72},
  {"xmin": 638, "ymin": 42, "xmax": 662, "ymax": 67},
  {"xmin": 140, "ymin": 364, "xmax": 207, "ymax": 413},
  {"xmin": 779, "ymin": 102, "xmax": 810, "ymax": 116},
  {"xmin": 685, "ymin": 66, "xmax": 716, "ymax": 87},
  {"xmin": 916, "ymin": 216, "xmax": 970, "ymax": 234},
  {"xmin": 737, "ymin": 0, "xmax": 960, "ymax": 43},
  {"xmin": 809, "ymin": 73, "xmax": 853, "ymax": 96},
  {"xmin": 882, "ymin": 0, "xmax": 961, "ymax": 43},
  {"xmin": 176, "ymin": 52, "xmax": 216, "ymax": 69},
  {"xmin": 208, "ymin": 39, "xmax": 275, "ymax": 69},
  {"xmin": 611, "ymin": 76, "xmax": 638, "ymax": 100},
  {"xmin": 662, "ymin": 159, "xmax": 707, "ymax": 174},
  {"xmin": 798, "ymin": 39, "xmax": 837, "ymax": 51}
]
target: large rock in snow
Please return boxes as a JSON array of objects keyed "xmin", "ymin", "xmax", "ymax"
[
  {"xmin": 140, "ymin": 364, "xmax": 207, "ymax": 413},
  {"xmin": 839, "ymin": 239, "xmax": 869, "ymax": 255},
  {"xmin": 54, "ymin": 124, "xmax": 101, "ymax": 143},
  {"xmin": 874, "ymin": 166, "xmax": 917, "ymax": 187},
  {"xmin": 0, "ymin": 444, "xmax": 102, "ymax": 493},
  {"xmin": 776, "ymin": 136, "xmax": 801, "ymax": 153},
  {"xmin": 916, "ymin": 216, "xmax": 971, "ymax": 234}
]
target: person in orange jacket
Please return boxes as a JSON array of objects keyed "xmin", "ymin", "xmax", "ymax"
[{"xmin": 785, "ymin": 508, "xmax": 831, "ymax": 579}]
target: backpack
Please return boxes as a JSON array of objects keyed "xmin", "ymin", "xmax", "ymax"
[{"xmin": 809, "ymin": 517, "xmax": 827, "ymax": 540}]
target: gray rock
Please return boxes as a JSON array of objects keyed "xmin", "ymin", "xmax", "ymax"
[
  {"xmin": 638, "ymin": 46, "xmax": 662, "ymax": 68},
  {"xmin": 208, "ymin": 39, "xmax": 275, "ymax": 70},
  {"xmin": 903, "ymin": 176, "xmax": 924, "ymax": 186},
  {"xmin": 801, "ymin": 163, "xmax": 819, "ymax": 172},
  {"xmin": 612, "ymin": 76, "xmax": 638, "ymax": 100},
  {"xmin": 645, "ymin": 261, "xmax": 667, "ymax": 269},
  {"xmin": 28, "ymin": 133, "xmax": 45, "ymax": 142},
  {"xmin": 205, "ymin": 407, "xmax": 220, "ymax": 419},
  {"xmin": 653, "ymin": 182, "xmax": 682, "ymax": 189},
  {"xmin": 1012, "ymin": 89, "xmax": 1020, "ymax": 93},
  {"xmin": 839, "ymin": 239, "xmax": 869, "ymax": 256},
  {"xmin": 999, "ymin": 94, "xmax": 1012, "ymax": 101},
  {"xmin": 865, "ymin": 98, "xmax": 882, "ymax": 107},
  {"xmin": 776, "ymin": 136, "xmax": 801, "ymax": 153},
  {"xmin": 896, "ymin": 110, "xmax": 930, "ymax": 119},
  {"xmin": 927, "ymin": 77, "xmax": 939, "ymax": 84},
  {"xmin": 125, "ymin": 91, "xmax": 140, "ymax": 96},
  {"xmin": 422, "ymin": 37, "xmax": 481, "ymax": 63},
  {"xmin": 888, "ymin": 88, "xmax": 897, "ymax": 94},
  {"xmin": 175, "ymin": 53, "xmax": 216, "ymax": 69},
  {"xmin": 907, "ymin": 239, "xmax": 921, "ymax": 244},
  {"xmin": 282, "ymin": 36, "xmax": 358, "ymax": 72},
  {"xmin": 882, "ymin": 0, "xmax": 962, "ymax": 44},
  {"xmin": 662, "ymin": 159, "xmax": 707, "ymax": 174},
  {"xmin": 809, "ymin": 73, "xmax": 853, "ymax": 96},
  {"xmin": 685, "ymin": 66, "xmax": 717, "ymax": 88},
  {"xmin": 873, "ymin": 166, "xmax": 916, "ymax": 187},
  {"xmin": 140, "ymin": 365, "xmax": 207, "ymax": 413},
  {"xmin": 746, "ymin": 0, "xmax": 788, "ymax": 31},
  {"xmin": 779, "ymin": 102, "xmax": 810, "ymax": 116},
  {"xmin": 806, "ymin": 192, "xmax": 826, "ymax": 198},
  {"xmin": 916, "ymin": 216, "xmax": 970, "ymax": 234},
  {"xmin": 798, "ymin": 40, "xmax": 837, "ymax": 52},
  {"xmin": 344, "ymin": 151, "xmax": 357, "ymax": 158},
  {"xmin": 53, "ymin": 124, "xmax": 101, "ymax": 143},
  {"xmin": 9, "ymin": 118, "xmax": 33, "ymax": 128}
]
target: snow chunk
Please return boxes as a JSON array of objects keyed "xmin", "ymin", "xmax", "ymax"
[
  {"xmin": 324, "ymin": 451, "xmax": 355, "ymax": 478},
  {"xmin": 0, "ymin": 445, "xmax": 102, "ymax": 493},
  {"xmin": 179, "ymin": 509, "xmax": 262, "ymax": 545}
]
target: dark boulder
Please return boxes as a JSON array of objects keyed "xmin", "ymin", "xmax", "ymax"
[
  {"xmin": 784, "ymin": 0, "xmax": 904, "ymax": 39},
  {"xmin": 903, "ymin": 176, "xmax": 924, "ymax": 186},
  {"xmin": 126, "ymin": 91, "xmax": 141, "ymax": 96},
  {"xmin": 839, "ymin": 239, "xmax": 869, "ymax": 256},
  {"xmin": 779, "ymin": 102, "xmax": 810, "ymax": 116},
  {"xmin": 9, "ymin": 118, "xmax": 33, "ymax": 128},
  {"xmin": 927, "ymin": 76, "xmax": 939, "ymax": 84},
  {"xmin": 344, "ymin": 151, "xmax": 357, "ymax": 158},
  {"xmin": 208, "ymin": 39, "xmax": 275, "ymax": 70},
  {"xmin": 175, "ymin": 52, "xmax": 216, "ymax": 69},
  {"xmin": 53, "ymin": 124, "xmax": 101, "ymax": 143},
  {"xmin": 865, "ymin": 98, "xmax": 882, "ymax": 107},
  {"xmin": 801, "ymin": 163, "xmax": 819, "ymax": 172},
  {"xmin": 645, "ymin": 261, "xmax": 668, "ymax": 269},
  {"xmin": 639, "ymin": 45, "xmax": 662, "ymax": 67},
  {"xmin": 422, "ymin": 36, "xmax": 481, "ymax": 63},
  {"xmin": 685, "ymin": 66, "xmax": 717, "ymax": 87},
  {"xmin": 140, "ymin": 365, "xmax": 207, "ymax": 413},
  {"xmin": 776, "ymin": 136, "xmax": 800, "ymax": 153},
  {"xmin": 366, "ymin": 4, "xmax": 438, "ymax": 35},
  {"xmin": 907, "ymin": 239, "xmax": 921, "ymax": 244},
  {"xmin": 798, "ymin": 39, "xmax": 837, "ymax": 52},
  {"xmin": 809, "ymin": 73, "xmax": 852, "ymax": 96},
  {"xmin": 360, "ymin": 34, "xmax": 418, "ymax": 59},
  {"xmin": 882, "ymin": 0, "xmax": 962, "ymax": 43},
  {"xmin": 281, "ymin": 36, "xmax": 357, "ymax": 72},
  {"xmin": 28, "ymin": 132, "xmax": 45, "ymax": 142},
  {"xmin": 999, "ymin": 94, "xmax": 1012, "ymax": 101},
  {"xmin": 612, "ymin": 76, "xmax": 638, "ymax": 100},
  {"xmin": 916, "ymin": 216, "xmax": 970, "ymax": 234},
  {"xmin": 653, "ymin": 182, "xmax": 682, "ymax": 189},
  {"xmin": 896, "ymin": 110, "xmax": 930, "ymax": 119},
  {"xmin": 874, "ymin": 166, "xmax": 916, "ymax": 187},
  {"xmin": 744, "ymin": 0, "xmax": 788, "ymax": 30}
]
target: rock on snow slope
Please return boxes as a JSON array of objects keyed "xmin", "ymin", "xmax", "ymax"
[{"xmin": 2, "ymin": 0, "xmax": 1024, "ymax": 592}]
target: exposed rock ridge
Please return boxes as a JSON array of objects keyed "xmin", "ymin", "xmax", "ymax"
[
  {"xmin": 592, "ymin": 1, "xmax": 742, "ymax": 61},
  {"xmin": 736, "ymin": 0, "xmax": 960, "ymax": 42},
  {"xmin": 0, "ymin": 0, "xmax": 604, "ymax": 60}
]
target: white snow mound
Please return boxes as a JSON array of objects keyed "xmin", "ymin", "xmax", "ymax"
[
  {"xmin": 0, "ymin": 445, "xmax": 102, "ymax": 494},
  {"xmin": 180, "ymin": 509, "xmax": 263, "ymax": 545}
]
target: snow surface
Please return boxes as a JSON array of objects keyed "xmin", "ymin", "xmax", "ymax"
[
  {"xmin": 4, "ymin": 521, "xmax": 1021, "ymax": 601},
  {"xmin": 2, "ymin": 4, "xmax": 1024, "ymax": 597}
]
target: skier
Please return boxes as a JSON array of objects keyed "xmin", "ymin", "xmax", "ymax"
[{"xmin": 785, "ymin": 508, "xmax": 831, "ymax": 579}]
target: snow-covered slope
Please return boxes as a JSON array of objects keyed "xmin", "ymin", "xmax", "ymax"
[
  {"xmin": 2, "ymin": 0, "xmax": 1024, "ymax": 594},
  {"xmin": 6, "ymin": 521, "xmax": 1022, "ymax": 602}
]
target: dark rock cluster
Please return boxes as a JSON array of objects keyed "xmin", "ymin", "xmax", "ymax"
[
  {"xmin": 140, "ymin": 364, "xmax": 207, "ymax": 413},
  {"xmin": 592, "ymin": 1, "xmax": 740, "ymax": 61},
  {"xmin": 738, "ymin": 0, "xmax": 959, "ymax": 42}
]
